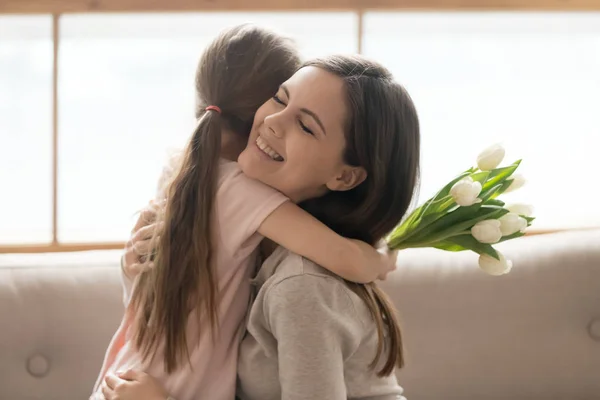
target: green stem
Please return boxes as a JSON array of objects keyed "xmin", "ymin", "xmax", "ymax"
[
  {"xmin": 388, "ymin": 197, "xmax": 458, "ymax": 248},
  {"xmin": 389, "ymin": 230, "xmax": 471, "ymax": 250}
]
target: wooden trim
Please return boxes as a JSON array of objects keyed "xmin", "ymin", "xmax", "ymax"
[
  {"xmin": 357, "ymin": 10, "xmax": 364, "ymax": 54},
  {"xmin": 0, "ymin": 242, "xmax": 124, "ymax": 254},
  {"xmin": 52, "ymin": 14, "xmax": 59, "ymax": 245},
  {"xmin": 2, "ymin": 0, "xmax": 600, "ymax": 14},
  {"xmin": 524, "ymin": 227, "xmax": 600, "ymax": 236}
]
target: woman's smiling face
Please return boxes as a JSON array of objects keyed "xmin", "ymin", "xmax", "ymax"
[{"xmin": 238, "ymin": 66, "xmax": 366, "ymax": 203}]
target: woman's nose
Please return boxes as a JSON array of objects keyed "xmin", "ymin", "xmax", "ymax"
[
  {"xmin": 268, "ymin": 125, "xmax": 282, "ymax": 138},
  {"xmin": 265, "ymin": 114, "xmax": 285, "ymax": 138}
]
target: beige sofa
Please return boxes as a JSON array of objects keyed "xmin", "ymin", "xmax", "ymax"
[{"xmin": 1, "ymin": 229, "xmax": 599, "ymax": 400}]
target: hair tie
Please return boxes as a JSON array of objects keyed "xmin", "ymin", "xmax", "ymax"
[{"xmin": 205, "ymin": 105, "xmax": 222, "ymax": 114}]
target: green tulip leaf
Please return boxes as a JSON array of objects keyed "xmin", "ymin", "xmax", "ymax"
[
  {"xmin": 470, "ymin": 171, "xmax": 490, "ymax": 185},
  {"xmin": 484, "ymin": 199, "xmax": 505, "ymax": 207},
  {"xmin": 434, "ymin": 241, "xmax": 468, "ymax": 252},
  {"xmin": 444, "ymin": 234, "xmax": 500, "ymax": 260},
  {"xmin": 482, "ymin": 159, "xmax": 521, "ymax": 192},
  {"xmin": 406, "ymin": 205, "xmax": 508, "ymax": 246}
]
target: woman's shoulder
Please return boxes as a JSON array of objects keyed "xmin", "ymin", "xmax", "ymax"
[
  {"xmin": 263, "ymin": 247, "xmax": 350, "ymax": 289},
  {"xmin": 260, "ymin": 248, "xmax": 371, "ymax": 328}
]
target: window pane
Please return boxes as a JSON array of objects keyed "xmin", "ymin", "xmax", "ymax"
[
  {"xmin": 0, "ymin": 16, "xmax": 53, "ymax": 244},
  {"xmin": 58, "ymin": 12, "xmax": 357, "ymax": 242},
  {"xmin": 363, "ymin": 12, "xmax": 600, "ymax": 229}
]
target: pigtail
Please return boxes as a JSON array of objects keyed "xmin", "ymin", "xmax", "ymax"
[{"xmin": 129, "ymin": 109, "xmax": 222, "ymax": 373}]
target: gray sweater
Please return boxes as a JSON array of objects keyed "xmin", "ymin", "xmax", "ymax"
[{"xmin": 236, "ymin": 247, "xmax": 407, "ymax": 400}]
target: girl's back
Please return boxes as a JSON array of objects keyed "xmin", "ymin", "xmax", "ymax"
[
  {"xmin": 94, "ymin": 160, "xmax": 288, "ymax": 400},
  {"xmin": 91, "ymin": 25, "xmax": 301, "ymax": 400}
]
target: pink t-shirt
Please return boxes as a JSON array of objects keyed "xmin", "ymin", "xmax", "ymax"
[{"xmin": 92, "ymin": 160, "xmax": 288, "ymax": 400}]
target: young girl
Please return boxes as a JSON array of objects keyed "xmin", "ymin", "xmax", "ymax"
[{"xmin": 92, "ymin": 25, "xmax": 396, "ymax": 400}]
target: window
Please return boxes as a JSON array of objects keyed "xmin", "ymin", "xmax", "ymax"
[
  {"xmin": 57, "ymin": 12, "xmax": 357, "ymax": 242},
  {"xmin": 363, "ymin": 12, "xmax": 600, "ymax": 229},
  {"xmin": 1, "ymin": 6, "xmax": 596, "ymax": 251},
  {"xmin": 0, "ymin": 16, "xmax": 53, "ymax": 244},
  {"xmin": 8, "ymin": 12, "xmax": 356, "ymax": 245}
]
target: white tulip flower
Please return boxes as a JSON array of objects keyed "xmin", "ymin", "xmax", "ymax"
[
  {"xmin": 478, "ymin": 252, "xmax": 513, "ymax": 276},
  {"xmin": 504, "ymin": 174, "xmax": 526, "ymax": 193},
  {"xmin": 477, "ymin": 144, "xmax": 505, "ymax": 171},
  {"xmin": 506, "ymin": 203, "xmax": 534, "ymax": 217},
  {"xmin": 450, "ymin": 177, "xmax": 482, "ymax": 207},
  {"xmin": 471, "ymin": 219, "xmax": 502, "ymax": 244},
  {"xmin": 499, "ymin": 213, "xmax": 528, "ymax": 236}
]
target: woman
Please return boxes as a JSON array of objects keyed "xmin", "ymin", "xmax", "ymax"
[{"xmin": 103, "ymin": 54, "xmax": 420, "ymax": 400}]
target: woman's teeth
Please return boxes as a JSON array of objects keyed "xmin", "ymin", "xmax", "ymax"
[{"xmin": 256, "ymin": 136, "xmax": 284, "ymax": 162}]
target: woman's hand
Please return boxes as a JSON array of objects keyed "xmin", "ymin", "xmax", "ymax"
[
  {"xmin": 102, "ymin": 369, "xmax": 169, "ymax": 400},
  {"xmin": 122, "ymin": 200, "xmax": 163, "ymax": 279}
]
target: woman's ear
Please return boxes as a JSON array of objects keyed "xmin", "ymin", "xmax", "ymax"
[{"xmin": 326, "ymin": 166, "xmax": 367, "ymax": 192}]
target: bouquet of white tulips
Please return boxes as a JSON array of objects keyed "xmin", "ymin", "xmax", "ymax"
[{"xmin": 386, "ymin": 144, "xmax": 534, "ymax": 276}]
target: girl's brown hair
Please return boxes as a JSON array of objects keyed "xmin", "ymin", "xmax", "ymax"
[
  {"xmin": 128, "ymin": 24, "xmax": 300, "ymax": 373},
  {"xmin": 300, "ymin": 55, "xmax": 421, "ymax": 376}
]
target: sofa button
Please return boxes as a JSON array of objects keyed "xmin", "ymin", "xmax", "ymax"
[
  {"xmin": 26, "ymin": 354, "xmax": 50, "ymax": 378},
  {"xmin": 589, "ymin": 318, "xmax": 600, "ymax": 341}
]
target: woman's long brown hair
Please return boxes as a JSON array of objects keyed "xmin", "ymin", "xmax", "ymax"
[
  {"xmin": 301, "ymin": 55, "xmax": 421, "ymax": 376},
  {"xmin": 128, "ymin": 24, "xmax": 300, "ymax": 373}
]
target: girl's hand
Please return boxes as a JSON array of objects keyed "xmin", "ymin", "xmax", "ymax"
[
  {"xmin": 349, "ymin": 239, "xmax": 398, "ymax": 282},
  {"xmin": 375, "ymin": 243, "xmax": 398, "ymax": 281},
  {"xmin": 122, "ymin": 201, "xmax": 163, "ymax": 279},
  {"xmin": 102, "ymin": 369, "xmax": 169, "ymax": 400}
]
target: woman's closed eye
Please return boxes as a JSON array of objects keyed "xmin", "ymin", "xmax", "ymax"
[
  {"xmin": 273, "ymin": 94, "xmax": 286, "ymax": 106},
  {"xmin": 299, "ymin": 120, "xmax": 314, "ymax": 135},
  {"xmin": 272, "ymin": 94, "xmax": 314, "ymax": 136}
]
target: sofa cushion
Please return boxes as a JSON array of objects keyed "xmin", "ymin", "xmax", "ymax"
[
  {"xmin": 0, "ymin": 250, "xmax": 124, "ymax": 400},
  {"xmin": 0, "ymin": 230, "xmax": 599, "ymax": 399},
  {"xmin": 380, "ymin": 229, "xmax": 600, "ymax": 400}
]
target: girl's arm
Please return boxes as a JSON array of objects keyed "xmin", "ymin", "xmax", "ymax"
[{"xmin": 258, "ymin": 201, "xmax": 396, "ymax": 283}]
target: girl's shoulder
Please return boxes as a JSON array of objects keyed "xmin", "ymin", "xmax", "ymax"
[{"xmin": 218, "ymin": 158, "xmax": 241, "ymax": 179}]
